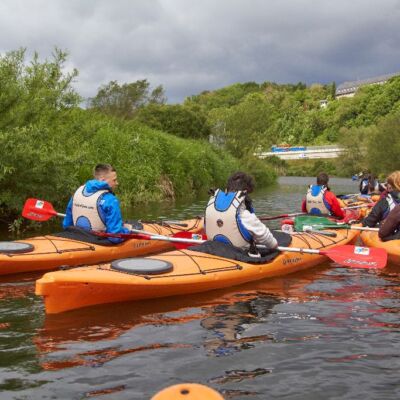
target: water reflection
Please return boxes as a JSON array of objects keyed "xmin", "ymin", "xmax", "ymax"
[
  {"xmin": 34, "ymin": 271, "xmax": 318, "ymax": 374},
  {"xmin": 201, "ymin": 295, "xmax": 280, "ymax": 357}
]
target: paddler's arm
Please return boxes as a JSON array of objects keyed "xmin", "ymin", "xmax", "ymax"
[
  {"xmin": 362, "ymin": 198, "xmax": 386, "ymax": 227},
  {"xmin": 62, "ymin": 197, "xmax": 73, "ymax": 229},
  {"xmin": 241, "ymin": 210, "xmax": 278, "ymax": 249},
  {"xmin": 102, "ymin": 194, "xmax": 131, "ymax": 243},
  {"xmin": 301, "ymin": 198, "xmax": 307, "ymax": 213},
  {"xmin": 325, "ymin": 191, "xmax": 345, "ymax": 219},
  {"xmin": 379, "ymin": 205, "xmax": 400, "ymax": 239}
]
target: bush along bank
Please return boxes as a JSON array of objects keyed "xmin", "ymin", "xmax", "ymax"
[{"xmin": 0, "ymin": 111, "xmax": 276, "ymax": 222}]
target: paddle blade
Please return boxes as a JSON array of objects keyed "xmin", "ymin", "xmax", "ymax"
[
  {"xmin": 22, "ymin": 198, "xmax": 58, "ymax": 221},
  {"xmin": 294, "ymin": 215, "xmax": 342, "ymax": 232},
  {"xmin": 172, "ymin": 231, "xmax": 208, "ymax": 249},
  {"xmin": 323, "ymin": 245, "xmax": 387, "ymax": 269}
]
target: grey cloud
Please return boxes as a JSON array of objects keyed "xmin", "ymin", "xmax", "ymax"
[{"xmin": 0, "ymin": 0, "xmax": 399, "ymax": 102}]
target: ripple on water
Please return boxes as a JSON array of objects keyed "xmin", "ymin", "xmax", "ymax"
[{"xmin": 1, "ymin": 177, "xmax": 400, "ymax": 399}]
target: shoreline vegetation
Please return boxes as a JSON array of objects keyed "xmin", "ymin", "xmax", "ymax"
[
  {"xmin": 1, "ymin": 48, "xmax": 400, "ymax": 227},
  {"xmin": 0, "ymin": 48, "xmax": 275, "ymax": 227}
]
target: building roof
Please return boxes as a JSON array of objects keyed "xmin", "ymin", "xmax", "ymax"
[{"xmin": 336, "ymin": 72, "xmax": 400, "ymax": 95}]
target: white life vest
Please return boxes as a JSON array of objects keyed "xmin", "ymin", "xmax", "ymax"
[
  {"xmin": 205, "ymin": 189, "xmax": 253, "ymax": 249},
  {"xmin": 360, "ymin": 179, "xmax": 369, "ymax": 195},
  {"xmin": 361, "ymin": 179, "xmax": 379, "ymax": 195},
  {"xmin": 72, "ymin": 185, "xmax": 109, "ymax": 231},
  {"xmin": 305, "ymin": 185, "xmax": 331, "ymax": 215}
]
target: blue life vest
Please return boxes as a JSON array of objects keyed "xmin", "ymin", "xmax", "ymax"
[
  {"xmin": 205, "ymin": 189, "xmax": 253, "ymax": 249},
  {"xmin": 305, "ymin": 185, "xmax": 331, "ymax": 215}
]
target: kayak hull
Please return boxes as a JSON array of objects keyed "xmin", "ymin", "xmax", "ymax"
[
  {"xmin": 36, "ymin": 229, "xmax": 359, "ymax": 314},
  {"xmin": 360, "ymin": 231, "xmax": 400, "ymax": 265},
  {"xmin": 0, "ymin": 218, "xmax": 203, "ymax": 275}
]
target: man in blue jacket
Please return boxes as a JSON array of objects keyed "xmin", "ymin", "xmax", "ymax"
[{"xmin": 63, "ymin": 164, "xmax": 132, "ymax": 243}]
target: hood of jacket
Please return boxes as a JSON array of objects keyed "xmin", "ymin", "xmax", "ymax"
[{"xmin": 83, "ymin": 179, "xmax": 111, "ymax": 195}]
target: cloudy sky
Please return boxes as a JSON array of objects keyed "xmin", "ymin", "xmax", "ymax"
[{"xmin": 1, "ymin": 0, "xmax": 399, "ymax": 103}]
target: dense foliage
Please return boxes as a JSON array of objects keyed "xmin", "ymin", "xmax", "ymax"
[
  {"xmin": 87, "ymin": 79, "xmax": 166, "ymax": 119},
  {"xmin": 180, "ymin": 77, "xmax": 400, "ymax": 177},
  {"xmin": 86, "ymin": 64, "xmax": 400, "ymax": 179},
  {"xmin": 1, "ymin": 49, "xmax": 275, "ymax": 222}
]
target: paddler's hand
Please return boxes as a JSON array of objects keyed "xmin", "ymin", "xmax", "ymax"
[{"xmin": 123, "ymin": 223, "xmax": 133, "ymax": 230}]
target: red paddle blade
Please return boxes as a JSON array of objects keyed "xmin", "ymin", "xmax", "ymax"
[
  {"xmin": 323, "ymin": 245, "xmax": 387, "ymax": 269},
  {"xmin": 22, "ymin": 198, "xmax": 57, "ymax": 221},
  {"xmin": 172, "ymin": 231, "xmax": 208, "ymax": 249}
]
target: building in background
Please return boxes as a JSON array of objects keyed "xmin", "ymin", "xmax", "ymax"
[{"xmin": 335, "ymin": 72, "xmax": 400, "ymax": 98}]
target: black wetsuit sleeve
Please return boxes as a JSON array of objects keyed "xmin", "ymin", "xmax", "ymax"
[
  {"xmin": 362, "ymin": 198, "xmax": 387, "ymax": 227},
  {"xmin": 379, "ymin": 205, "xmax": 400, "ymax": 239}
]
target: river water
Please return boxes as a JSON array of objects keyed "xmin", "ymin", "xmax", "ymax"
[{"xmin": 0, "ymin": 177, "xmax": 399, "ymax": 399}]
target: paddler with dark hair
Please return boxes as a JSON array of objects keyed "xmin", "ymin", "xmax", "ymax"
[
  {"xmin": 63, "ymin": 163, "xmax": 132, "ymax": 243},
  {"xmin": 301, "ymin": 172, "xmax": 345, "ymax": 219},
  {"xmin": 205, "ymin": 171, "xmax": 278, "ymax": 256}
]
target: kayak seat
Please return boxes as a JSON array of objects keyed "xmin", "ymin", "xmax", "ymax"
[
  {"xmin": 0, "ymin": 241, "xmax": 34, "ymax": 254},
  {"xmin": 52, "ymin": 226, "xmax": 116, "ymax": 246},
  {"xmin": 111, "ymin": 258, "xmax": 173, "ymax": 275},
  {"xmin": 189, "ymin": 231, "xmax": 292, "ymax": 264}
]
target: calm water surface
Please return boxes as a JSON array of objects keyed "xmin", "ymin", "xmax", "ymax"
[{"xmin": 0, "ymin": 177, "xmax": 399, "ymax": 399}]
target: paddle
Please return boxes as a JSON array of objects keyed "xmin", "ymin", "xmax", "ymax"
[
  {"xmin": 259, "ymin": 203, "xmax": 375, "ymax": 221},
  {"xmin": 22, "ymin": 198, "xmax": 385, "ymax": 267},
  {"xmin": 294, "ymin": 215, "xmax": 379, "ymax": 232},
  {"xmin": 22, "ymin": 198, "xmax": 188, "ymax": 226},
  {"xmin": 343, "ymin": 203, "xmax": 375, "ymax": 210},
  {"xmin": 94, "ymin": 230, "xmax": 208, "ymax": 250},
  {"xmin": 260, "ymin": 212, "xmax": 306, "ymax": 221},
  {"xmin": 22, "ymin": 198, "xmax": 66, "ymax": 221},
  {"xmin": 96, "ymin": 231, "xmax": 386, "ymax": 268}
]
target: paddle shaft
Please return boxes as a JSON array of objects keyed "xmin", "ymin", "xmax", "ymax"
[
  {"xmin": 278, "ymin": 246, "xmax": 328, "ymax": 255},
  {"xmin": 343, "ymin": 203, "xmax": 374, "ymax": 210},
  {"xmin": 260, "ymin": 212, "xmax": 306, "ymax": 221},
  {"xmin": 260, "ymin": 203, "xmax": 374, "ymax": 221},
  {"xmin": 346, "ymin": 225, "xmax": 378, "ymax": 231},
  {"xmin": 93, "ymin": 231, "xmax": 386, "ymax": 268},
  {"xmin": 100, "ymin": 232, "xmax": 330, "ymax": 251}
]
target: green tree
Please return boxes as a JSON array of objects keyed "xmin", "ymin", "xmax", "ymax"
[
  {"xmin": 366, "ymin": 112, "xmax": 400, "ymax": 174},
  {"xmin": 0, "ymin": 47, "xmax": 80, "ymax": 131},
  {"xmin": 135, "ymin": 103, "xmax": 211, "ymax": 139},
  {"xmin": 88, "ymin": 79, "xmax": 166, "ymax": 119},
  {"xmin": 208, "ymin": 92, "xmax": 274, "ymax": 158},
  {"xmin": 186, "ymin": 82, "xmax": 261, "ymax": 110},
  {"xmin": 336, "ymin": 125, "xmax": 375, "ymax": 176}
]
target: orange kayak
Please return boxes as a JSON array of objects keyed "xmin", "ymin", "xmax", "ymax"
[
  {"xmin": 361, "ymin": 231, "xmax": 400, "ymax": 265},
  {"xmin": 338, "ymin": 196, "xmax": 375, "ymax": 220},
  {"xmin": 36, "ymin": 229, "xmax": 359, "ymax": 314},
  {"xmin": 151, "ymin": 383, "xmax": 224, "ymax": 400},
  {"xmin": 0, "ymin": 218, "xmax": 203, "ymax": 276}
]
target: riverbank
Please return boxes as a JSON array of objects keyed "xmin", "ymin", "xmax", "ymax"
[{"xmin": 1, "ymin": 115, "xmax": 277, "ymax": 229}]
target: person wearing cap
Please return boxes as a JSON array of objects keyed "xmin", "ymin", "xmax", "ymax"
[
  {"xmin": 301, "ymin": 172, "xmax": 345, "ymax": 219},
  {"xmin": 363, "ymin": 170, "xmax": 400, "ymax": 227}
]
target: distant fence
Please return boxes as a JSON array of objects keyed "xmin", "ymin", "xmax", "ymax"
[{"xmin": 257, "ymin": 145, "xmax": 345, "ymax": 160}]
